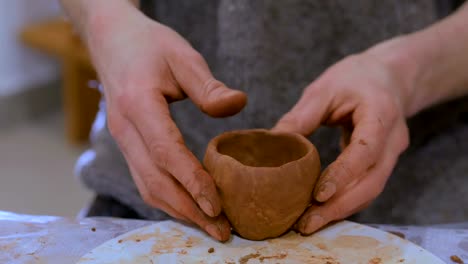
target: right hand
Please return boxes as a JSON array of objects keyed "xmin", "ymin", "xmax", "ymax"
[{"xmin": 84, "ymin": 4, "xmax": 247, "ymax": 241}]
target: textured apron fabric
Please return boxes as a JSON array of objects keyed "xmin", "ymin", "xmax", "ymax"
[{"xmin": 77, "ymin": 0, "xmax": 468, "ymax": 224}]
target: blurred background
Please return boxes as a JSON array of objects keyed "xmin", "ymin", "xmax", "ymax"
[{"xmin": 0, "ymin": 0, "xmax": 99, "ymax": 217}]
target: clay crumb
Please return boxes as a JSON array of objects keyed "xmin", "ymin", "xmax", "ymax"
[
  {"xmin": 358, "ymin": 139, "xmax": 367, "ymax": 145},
  {"xmin": 321, "ymin": 256, "xmax": 339, "ymax": 264},
  {"xmin": 91, "ymin": 227, "xmax": 96, "ymax": 232},
  {"xmin": 179, "ymin": 249, "xmax": 187, "ymax": 255},
  {"xmin": 239, "ymin": 253, "xmax": 260, "ymax": 264},
  {"xmin": 450, "ymin": 255, "xmax": 464, "ymax": 264},
  {"xmin": 368, "ymin": 257, "xmax": 382, "ymax": 264},
  {"xmin": 398, "ymin": 259, "xmax": 405, "ymax": 263},
  {"xmin": 316, "ymin": 243, "xmax": 328, "ymax": 250},
  {"xmin": 208, "ymin": 247, "xmax": 215, "ymax": 253},
  {"xmin": 135, "ymin": 239, "xmax": 141, "ymax": 242},
  {"xmin": 259, "ymin": 253, "xmax": 287, "ymax": 261},
  {"xmin": 118, "ymin": 240, "xmax": 123, "ymax": 244},
  {"xmin": 389, "ymin": 231, "xmax": 406, "ymax": 239}
]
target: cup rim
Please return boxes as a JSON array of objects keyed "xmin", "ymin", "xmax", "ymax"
[{"xmin": 207, "ymin": 129, "xmax": 317, "ymax": 169}]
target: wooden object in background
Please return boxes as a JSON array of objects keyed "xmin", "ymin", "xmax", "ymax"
[{"xmin": 20, "ymin": 19, "xmax": 100, "ymax": 144}]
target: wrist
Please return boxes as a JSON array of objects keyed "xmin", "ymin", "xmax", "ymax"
[
  {"xmin": 367, "ymin": 5, "xmax": 468, "ymax": 117},
  {"xmin": 61, "ymin": 0, "xmax": 142, "ymax": 50},
  {"xmin": 365, "ymin": 35, "xmax": 425, "ymax": 117},
  {"xmin": 365, "ymin": 28, "xmax": 458, "ymax": 118}
]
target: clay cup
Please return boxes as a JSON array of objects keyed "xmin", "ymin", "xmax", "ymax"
[{"xmin": 204, "ymin": 129, "xmax": 321, "ymax": 240}]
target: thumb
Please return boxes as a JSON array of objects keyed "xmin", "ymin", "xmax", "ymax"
[
  {"xmin": 197, "ymin": 78, "xmax": 247, "ymax": 118},
  {"xmin": 169, "ymin": 50, "xmax": 247, "ymax": 118},
  {"xmin": 272, "ymin": 84, "xmax": 329, "ymax": 135}
]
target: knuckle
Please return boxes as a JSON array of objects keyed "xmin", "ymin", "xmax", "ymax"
[
  {"xmin": 115, "ymin": 77, "xmax": 164, "ymax": 116},
  {"xmin": 190, "ymin": 169, "xmax": 210, "ymax": 195},
  {"xmin": 106, "ymin": 113, "xmax": 126, "ymax": 141},
  {"xmin": 114, "ymin": 89, "xmax": 137, "ymax": 117},
  {"xmin": 179, "ymin": 170, "xmax": 200, "ymax": 195},
  {"xmin": 335, "ymin": 159, "xmax": 355, "ymax": 182},
  {"xmin": 278, "ymin": 114, "xmax": 305, "ymax": 132},
  {"xmin": 377, "ymin": 97, "xmax": 400, "ymax": 124},
  {"xmin": 352, "ymin": 134, "xmax": 378, "ymax": 160},
  {"xmin": 172, "ymin": 48, "xmax": 206, "ymax": 68},
  {"xmin": 185, "ymin": 50, "xmax": 206, "ymax": 65},
  {"xmin": 148, "ymin": 140, "xmax": 170, "ymax": 168},
  {"xmin": 199, "ymin": 79, "xmax": 224, "ymax": 111},
  {"xmin": 175, "ymin": 153, "xmax": 206, "ymax": 192},
  {"xmin": 202, "ymin": 78, "xmax": 224, "ymax": 95}
]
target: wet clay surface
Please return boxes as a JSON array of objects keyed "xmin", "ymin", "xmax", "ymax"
[
  {"xmin": 204, "ymin": 129, "xmax": 321, "ymax": 240},
  {"xmin": 451, "ymin": 255, "xmax": 464, "ymax": 263},
  {"xmin": 331, "ymin": 235, "xmax": 380, "ymax": 249},
  {"xmin": 215, "ymin": 131, "xmax": 309, "ymax": 167}
]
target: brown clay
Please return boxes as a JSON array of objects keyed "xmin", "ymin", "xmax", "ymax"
[{"xmin": 204, "ymin": 129, "xmax": 321, "ymax": 240}]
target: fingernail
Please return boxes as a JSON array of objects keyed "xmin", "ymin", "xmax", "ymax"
[
  {"xmin": 303, "ymin": 215, "xmax": 325, "ymax": 234},
  {"xmin": 316, "ymin": 182, "xmax": 336, "ymax": 202},
  {"xmin": 206, "ymin": 224, "xmax": 222, "ymax": 241},
  {"xmin": 197, "ymin": 196, "xmax": 215, "ymax": 217},
  {"xmin": 219, "ymin": 222, "xmax": 231, "ymax": 242}
]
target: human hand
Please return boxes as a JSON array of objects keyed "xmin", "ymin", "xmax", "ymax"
[
  {"xmin": 84, "ymin": 4, "xmax": 246, "ymax": 241},
  {"xmin": 273, "ymin": 51, "xmax": 410, "ymax": 235}
]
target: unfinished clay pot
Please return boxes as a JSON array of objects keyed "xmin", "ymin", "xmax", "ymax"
[{"xmin": 204, "ymin": 129, "xmax": 320, "ymax": 240}]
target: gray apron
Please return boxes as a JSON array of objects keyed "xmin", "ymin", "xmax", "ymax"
[{"xmin": 77, "ymin": 0, "xmax": 468, "ymax": 224}]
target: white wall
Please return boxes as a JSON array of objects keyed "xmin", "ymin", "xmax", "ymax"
[{"xmin": 0, "ymin": 0, "xmax": 61, "ymax": 97}]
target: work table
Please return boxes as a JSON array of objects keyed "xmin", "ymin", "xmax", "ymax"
[{"xmin": 0, "ymin": 211, "xmax": 466, "ymax": 263}]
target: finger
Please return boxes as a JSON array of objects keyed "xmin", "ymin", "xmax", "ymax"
[
  {"xmin": 272, "ymin": 82, "xmax": 332, "ymax": 134},
  {"xmin": 297, "ymin": 154, "xmax": 397, "ymax": 235},
  {"xmin": 296, "ymin": 127, "xmax": 405, "ymax": 235},
  {"xmin": 136, "ymin": 167, "xmax": 231, "ymax": 242},
  {"xmin": 168, "ymin": 50, "xmax": 247, "ymax": 117},
  {"xmin": 124, "ymin": 95, "xmax": 222, "ymax": 218},
  {"xmin": 109, "ymin": 112, "xmax": 189, "ymax": 221},
  {"xmin": 141, "ymin": 170, "xmax": 231, "ymax": 242},
  {"xmin": 128, "ymin": 164, "xmax": 189, "ymax": 222},
  {"xmin": 313, "ymin": 105, "xmax": 390, "ymax": 202},
  {"xmin": 113, "ymin": 115, "xmax": 230, "ymax": 241},
  {"xmin": 131, "ymin": 163, "xmax": 231, "ymax": 241},
  {"xmin": 156, "ymin": 173, "xmax": 231, "ymax": 242}
]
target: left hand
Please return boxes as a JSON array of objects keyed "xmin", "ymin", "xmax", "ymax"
[{"xmin": 273, "ymin": 51, "xmax": 410, "ymax": 235}]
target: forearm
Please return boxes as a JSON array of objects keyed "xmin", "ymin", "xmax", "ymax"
[
  {"xmin": 368, "ymin": 3, "xmax": 468, "ymax": 117},
  {"xmin": 59, "ymin": 0, "xmax": 140, "ymax": 41}
]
